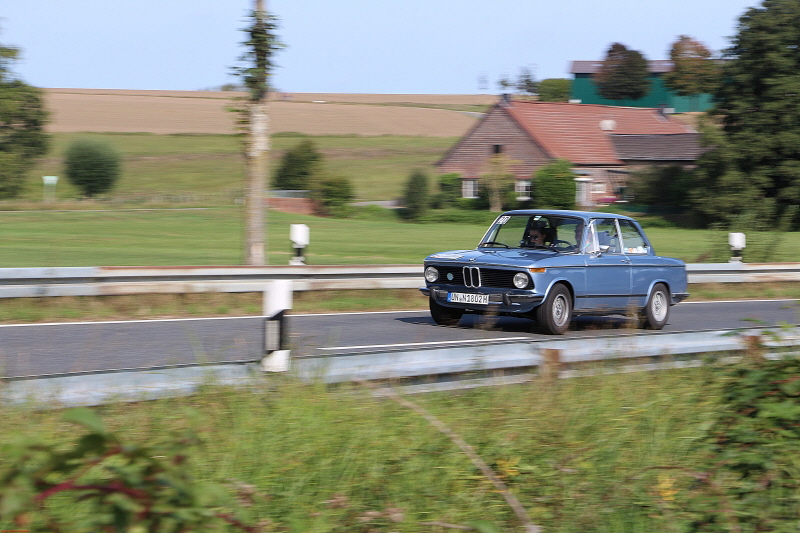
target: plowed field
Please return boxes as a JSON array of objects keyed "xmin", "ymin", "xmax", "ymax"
[{"xmin": 43, "ymin": 89, "xmax": 493, "ymax": 136}]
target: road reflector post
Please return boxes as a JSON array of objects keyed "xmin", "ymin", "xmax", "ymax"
[
  {"xmin": 262, "ymin": 280, "xmax": 293, "ymax": 372},
  {"xmin": 541, "ymin": 348, "xmax": 561, "ymax": 382}
]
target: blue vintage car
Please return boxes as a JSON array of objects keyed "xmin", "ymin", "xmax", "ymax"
[{"xmin": 420, "ymin": 210, "xmax": 688, "ymax": 334}]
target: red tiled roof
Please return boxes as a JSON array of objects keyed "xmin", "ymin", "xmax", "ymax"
[{"xmin": 503, "ymin": 101, "xmax": 697, "ymax": 165}]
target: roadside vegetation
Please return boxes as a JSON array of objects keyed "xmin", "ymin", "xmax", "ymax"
[{"xmin": 4, "ymin": 354, "xmax": 800, "ymax": 532}]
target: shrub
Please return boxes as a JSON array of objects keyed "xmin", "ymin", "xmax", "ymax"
[
  {"xmin": 532, "ymin": 159, "xmax": 576, "ymax": 209},
  {"xmin": 538, "ymin": 78, "xmax": 571, "ymax": 102},
  {"xmin": 0, "ymin": 408, "xmax": 259, "ymax": 532},
  {"xmin": 400, "ymin": 169, "xmax": 430, "ymax": 220},
  {"xmin": 0, "ymin": 151, "xmax": 26, "ymax": 199},
  {"xmin": 310, "ymin": 175, "xmax": 354, "ymax": 218},
  {"xmin": 431, "ymin": 172, "xmax": 462, "ymax": 209},
  {"xmin": 64, "ymin": 138, "xmax": 121, "ymax": 197},
  {"xmin": 273, "ymin": 138, "xmax": 321, "ymax": 190}
]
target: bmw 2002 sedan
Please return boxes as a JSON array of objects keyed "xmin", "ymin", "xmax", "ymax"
[{"xmin": 419, "ymin": 210, "xmax": 688, "ymax": 335}]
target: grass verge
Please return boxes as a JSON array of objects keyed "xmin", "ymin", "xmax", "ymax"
[{"xmin": 0, "ymin": 364, "xmax": 723, "ymax": 532}]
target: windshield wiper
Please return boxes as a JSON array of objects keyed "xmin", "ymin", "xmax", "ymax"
[{"xmin": 479, "ymin": 241, "xmax": 510, "ymax": 248}]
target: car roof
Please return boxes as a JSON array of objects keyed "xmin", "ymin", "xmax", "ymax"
[{"xmin": 500, "ymin": 209, "xmax": 634, "ymax": 221}]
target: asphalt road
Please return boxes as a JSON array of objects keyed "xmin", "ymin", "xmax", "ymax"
[{"xmin": 1, "ymin": 299, "xmax": 798, "ymax": 379}]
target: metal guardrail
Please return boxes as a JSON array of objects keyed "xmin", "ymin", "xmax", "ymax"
[
  {"xmin": 5, "ymin": 327, "xmax": 799, "ymax": 407},
  {"xmin": 2, "ymin": 262, "xmax": 800, "ymax": 299}
]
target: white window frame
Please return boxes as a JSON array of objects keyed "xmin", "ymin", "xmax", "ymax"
[
  {"xmin": 462, "ymin": 179, "xmax": 479, "ymax": 199},
  {"xmin": 515, "ymin": 180, "xmax": 531, "ymax": 200}
]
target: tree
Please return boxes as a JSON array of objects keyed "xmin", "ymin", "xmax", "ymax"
[
  {"xmin": 663, "ymin": 35, "xmax": 720, "ymax": 97},
  {"xmin": 515, "ymin": 67, "xmax": 538, "ymax": 96},
  {"xmin": 0, "ymin": 32, "xmax": 49, "ymax": 199},
  {"xmin": 401, "ymin": 169, "xmax": 430, "ymax": 220},
  {"xmin": 233, "ymin": 1, "xmax": 282, "ymax": 265},
  {"xmin": 532, "ymin": 159, "xmax": 576, "ymax": 209},
  {"xmin": 481, "ymin": 154, "xmax": 517, "ymax": 212},
  {"xmin": 273, "ymin": 139, "xmax": 322, "ymax": 190},
  {"xmin": 310, "ymin": 175, "xmax": 354, "ymax": 218},
  {"xmin": 538, "ymin": 79, "xmax": 571, "ymax": 102},
  {"xmin": 64, "ymin": 139, "xmax": 121, "ymax": 197},
  {"xmin": 629, "ymin": 164, "xmax": 694, "ymax": 208},
  {"xmin": 695, "ymin": 0, "xmax": 800, "ymax": 227},
  {"xmin": 595, "ymin": 43, "xmax": 650, "ymax": 101}
]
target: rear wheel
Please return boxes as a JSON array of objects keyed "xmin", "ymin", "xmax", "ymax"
[
  {"xmin": 430, "ymin": 297, "xmax": 463, "ymax": 326},
  {"xmin": 640, "ymin": 283, "xmax": 669, "ymax": 330},
  {"xmin": 536, "ymin": 284, "xmax": 572, "ymax": 335}
]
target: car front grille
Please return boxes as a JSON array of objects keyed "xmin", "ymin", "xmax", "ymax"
[{"xmin": 435, "ymin": 265, "xmax": 520, "ymax": 289}]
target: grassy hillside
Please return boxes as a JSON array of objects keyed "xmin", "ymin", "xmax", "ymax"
[{"xmin": 20, "ymin": 133, "xmax": 457, "ymax": 204}]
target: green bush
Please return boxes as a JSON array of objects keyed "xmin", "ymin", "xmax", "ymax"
[
  {"xmin": 0, "ymin": 151, "xmax": 26, "ymax": 198},
  {"xmin": 0, "ymin": 408, "xmax": 259, "ymax": 532},
  {"xmin": 538, "ymin": 78, "xmax": 571, "ymax": 102},
  {"xmin": 680, "ymin": 355, "xmax": 800, "ymax": 531},
  {"xmin": 431, "ymin": 172, "xmax": 462, "ymax": 209},
  {"xmin": 311, "ymin": 175, "xmax": 354, "ymax": 218},
  {"xmin": 273, "ymin": 138, "xmax": 322, "ymax": 190},
  {"xmin": 400, "ymin": 169, "xmax": 430, "ymax": 220},
  {"xmin": 64, "ymin": 138, "xmax": 121, "ymax": 197},
  {"xmin": 532, "ymin": 159, "xmax": 576, "ymax": 209}
]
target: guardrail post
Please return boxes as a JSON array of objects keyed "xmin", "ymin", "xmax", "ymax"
[
  {"xmin": 261, "ymin": 280, "xmax": 293, "ymax": 372},
  {"xmin": 744, "ymin": 333, "xmax": 764, "ymax": 361},
  {"xmin": 541, "ymin": 348, "xmax": 561, "ymax": 382}
]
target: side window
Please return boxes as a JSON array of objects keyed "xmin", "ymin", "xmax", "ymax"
[
  {"xmin": 619, "ymin": 219, "xmax": 649, "ymax": 254},
  {"xmin": 591, "ymin": 218, "xmax": 621, "ymax": 254}
]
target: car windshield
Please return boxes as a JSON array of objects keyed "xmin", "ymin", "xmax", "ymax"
[{"xmin": 479, "ymin": 214, "xmax": 584, "ymax": 252}]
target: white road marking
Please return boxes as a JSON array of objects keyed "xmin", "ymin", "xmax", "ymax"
[{"xmin": 319, "ymin": 337, "xmax": 531, "ymax": 351}]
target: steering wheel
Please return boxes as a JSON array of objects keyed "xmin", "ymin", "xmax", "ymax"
[{"xmin": 551, "ymin": 239, "xmax": 576, "ymax": 251}]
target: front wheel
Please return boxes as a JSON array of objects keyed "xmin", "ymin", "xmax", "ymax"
[
  {"xmin": 430, "ymin": 297, "xmax": 463, "ymax": 326},
  {"xmin": 640, "ymin": 283, "xmax": 669, "ymax": 330},
  {"xmin": 536, "ymin": 284, "xmax": 572, "ymax": 335}
]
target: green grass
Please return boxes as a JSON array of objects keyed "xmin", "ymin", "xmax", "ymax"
[
  {"xmin": 0, "ymin": 207, "xmax": 487, "ymax": 267},
  {"xmin": 0, "ymin": 365, "xmax": 724, "ymax": 532},
  {"xmin": 21, "ymin": 133, "xmax": 458, "ymax": 203},
  {"xmin": 3, "ymin": 206, "xmax": 800, "ymax": 268}
]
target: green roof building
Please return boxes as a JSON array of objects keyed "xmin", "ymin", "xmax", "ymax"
[{"xmin": 570, "ymin": 60, "xmax": 713, "ymax": 113}]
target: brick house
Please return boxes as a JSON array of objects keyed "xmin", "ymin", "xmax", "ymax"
[{"xmin": 436, "ymin": 97, "xmax": 703, "ymax": 207}]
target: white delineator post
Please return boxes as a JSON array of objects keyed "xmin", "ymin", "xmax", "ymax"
[{"xmin": 262, "ymin": 279, "xmax": 292, "ymax": 372}]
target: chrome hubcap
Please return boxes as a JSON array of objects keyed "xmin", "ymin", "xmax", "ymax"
[
  {"xmin": 652, "ymin": 291, "xmax": 667, "ymax": 321},
  {"xmin": 553, "ymin": 294, "xmax": 569, "ymax": 326}
]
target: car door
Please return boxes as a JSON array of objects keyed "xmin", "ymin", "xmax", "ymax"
[
  {"xmin": 580, "ymin": 218, "xmax": 632, "ymax": 312},
  {"xmin": 618, "ymin": 218, "xmax": 659, "ymax": 308}
]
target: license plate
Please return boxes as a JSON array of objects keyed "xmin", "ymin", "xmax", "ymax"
[{"xmin": 447, "ymin": 292, "xmax": 489, "ymax": 305}]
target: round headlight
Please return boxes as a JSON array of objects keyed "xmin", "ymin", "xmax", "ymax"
[
  {"xmin": 513, "ymin": 272, "xmax": 530, "ymax": 289},
  {"xmin": 424, "ymin": 266, "xmax": 439, "ymax": 283}
]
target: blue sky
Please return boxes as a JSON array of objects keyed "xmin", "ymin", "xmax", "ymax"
[{"xmin": 3, "ymin": 0, "xmax": 758, "ymax": 94}]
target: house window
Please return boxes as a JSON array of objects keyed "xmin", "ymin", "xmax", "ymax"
[
  {"xmin": 462, "ymin": 179, "xmax": 479, "ymax": 199},
  {"xmin": 591, "ymin": 182, "xmax": 606, "ymax": 194},
  {"xmin": 492, "ymin": 144, "xmax": 503, "ymax": 154},
  {"xmin": 515, "ymin": 180, "xmax": 531, "ymax": 200}
]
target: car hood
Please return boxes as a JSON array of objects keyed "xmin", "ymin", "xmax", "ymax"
[{"xmin": 425, "ymin": 248, "xmax": 562, "ymax": 268}]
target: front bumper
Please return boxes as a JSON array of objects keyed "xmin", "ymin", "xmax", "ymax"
[{"xmin": 419, "ymin": 286, "xmax": 544, "ymax": 312}]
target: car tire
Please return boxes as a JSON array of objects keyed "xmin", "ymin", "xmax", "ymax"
[
  {"xmin": 640, "ymin": 283, "xmax": 669, "ymax": 330},
  {"xmin": 536, "ymin": 283, "xmax": 572, "ymax": 335},
  {"xmin": 430, "ymin": 297, "xmax": 463, "ymax": 326}
]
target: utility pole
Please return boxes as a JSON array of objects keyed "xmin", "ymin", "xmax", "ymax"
[{"xmin": 244, "ymin": 0, "xmax": 269, "ymax": 265}]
